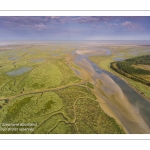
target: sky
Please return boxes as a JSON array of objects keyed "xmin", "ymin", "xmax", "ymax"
[{"xmin": 0, "ymin": 16, "xmax": 150, "ymax": 41}]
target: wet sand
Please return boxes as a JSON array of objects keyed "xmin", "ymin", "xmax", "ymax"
[
  {"xmin": 72, "ymin": 50, "xmax": 150, "ymax": 133},
  {"xmin": 76, "ymin": 49, "xmax": 105, "ymax": 55}
]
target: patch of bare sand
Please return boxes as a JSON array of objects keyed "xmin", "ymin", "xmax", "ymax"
[
  {"xmin": 74, "ymin": 57, "xmax": 128, "ymax": 132},
  {"xmin": 72, "ymin": 54, "xmax": 150, "ymax": 133},
  {"xmin": 91, "ymin": 85, "xmax": 128, "ymax": 133},
  {"xmin": 74, "ymin": 58, "xmax": 95, "ymax": 82},
  {"xmin": 76, "ymin": 49, "xmax": 105, "ymax": 55},
  {"xmin": 96, "ymin": 73, "xmax": 150, "ymax": 133}
]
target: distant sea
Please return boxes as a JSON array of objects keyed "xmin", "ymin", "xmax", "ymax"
[
  {"xmin": 0, "ymin": 40, "xmax": 150, "ymax": 46},
  {"xmin": 71, "ymin": 40, "xmax": 150, "ymax": 45}
]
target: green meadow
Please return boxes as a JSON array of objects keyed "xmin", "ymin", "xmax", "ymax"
[{"xmin": 0, "ymin": 44, "xmax": 124, "ymax": 134}]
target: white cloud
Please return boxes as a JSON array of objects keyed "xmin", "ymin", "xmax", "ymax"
[
  {"xmin": 122, "ymin": 21, "xmax": 131, "ymax": 26},
  {"xmin": 121, "ymin": 21, "xmax": 143, "ymax": 30}
]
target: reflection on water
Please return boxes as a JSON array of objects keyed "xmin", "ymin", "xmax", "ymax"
[
  {"xmin": 105, "ymin": 49, "xmax": 112, "ymax": 55},
  {"xmin": 129, "ymin": 51, "xmax": 139, "ymax": 56},
  {"xmin": 6, "ymin": 67, "xmax": 33, "ymax": 76},
  {"xmin": 114, "ymin": 58, "xmax": 125, "ymax": 61},
  {"xmin": 9, "ymin": 57, "xmax": 20, "ymax": 60},
  {"xmin": 129, "ymin": 50, "xmax": 150, "ymax": 56}
]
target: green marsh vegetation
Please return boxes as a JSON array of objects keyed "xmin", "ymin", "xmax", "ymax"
[
  {"xmin": 0, "ymin": 44, "xmax": 124, "ymax": 134},
  {"xmin": 111, "ymin": 55, "xmax": 150, "ymax": 86}
]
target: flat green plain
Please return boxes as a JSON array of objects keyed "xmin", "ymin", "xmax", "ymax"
[{"xmin": 0, "ymin": 44, "xmax": 124, "ymax": 134}]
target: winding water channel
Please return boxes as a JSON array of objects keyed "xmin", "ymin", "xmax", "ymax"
[{"xmin": 72, "ymin": 49, "xmax": 150, "ymax": 133}]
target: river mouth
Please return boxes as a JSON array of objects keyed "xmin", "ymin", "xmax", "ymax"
[{"xmin": 72, "ymin": 49, "xmax": 150, "ymax": 133}]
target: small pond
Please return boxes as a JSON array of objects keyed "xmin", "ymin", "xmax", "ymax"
[
  {"xmin": 9, "ymin": 57, "xmax": 20, "ymax": 61},
  {"xmin": 6, "ymin": 67, "xmax": 33, "ymax": 76},
  {"xmin": 113, "ymin": 58, "xmax": 125, "ymax": 61}
]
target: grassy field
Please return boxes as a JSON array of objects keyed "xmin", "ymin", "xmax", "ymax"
[
  {"xmin": 110, "ymin": 55, "xmax": 150, "ymax": 86},
  {"xmin": 90, "ymin": 45, "xmax": 150, "ymax": 101},
  {"xmin": 0, "ymin": 85, "xmax": 124, "ymax": 134},
  {"xmin": 0, "ymin": 43, "xmax": 125, "ymax": 134}
]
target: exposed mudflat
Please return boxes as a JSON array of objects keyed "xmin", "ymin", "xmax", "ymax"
[
  {"xmin": 76, "ymin": 49, "xmax": 105, "ymax": 55},
  {"xmin": 73, "ymin": 50, "xmax": 150, "ymax": 133}
]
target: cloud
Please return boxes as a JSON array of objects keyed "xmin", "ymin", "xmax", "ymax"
[
  {"xmin": 0, "ymin": 16, "xmax": 147, "ymax": 29},
  {"xmin": 33, "ymin": 24, "xmax": 56, "ymax": 31},
  {"xmin": 92, "ymin": 25, "xmax": 103, "ymax": 28},
  {"xmin": 70, "ymin": 16, "xmax": 117, "ymax": 24},
  {"xmin": 0, "ymin": 16, "xmax": 118, "ymax": 32},
  {"xmin": 0, "ymin": 17, "xmax": 58, "ymax": 31},
  {"xmin": 0, "ymin": 16, "xmax": 46, "ymax": 26},
  {"xmin": 121, "ymin": 21, "xmax": 143, "ymax": 30},
  {"xmin": 0, "ymin": 16, "xmax": 148, "ymax": 40},
  {"xmin": 122, "ymin": 21, "xmax": 131, "ymax": 26}
]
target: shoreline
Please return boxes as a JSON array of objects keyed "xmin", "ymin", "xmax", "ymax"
[
  {"xmin": 70, "ymin": 54, "xmax": 127, "ymax": 133},
  {"xmin": 72, "ymin": 50, "xmax": 150, "ymax": 133},
  {"xmin": 91, "ymin": 80, "xmax": 129, "ymax": 133},
  {"xmin": 92, "ymin": 59, "xmax": 150, "ymax": 103}
]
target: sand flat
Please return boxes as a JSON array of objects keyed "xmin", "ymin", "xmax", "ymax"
[
  {"xmin": 76, "ymin": 49, "xmax": 105, "ymax": 55},
  {"xmin": 73, "ymin": 52, "xmax": 150, "ymax": 133}
]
